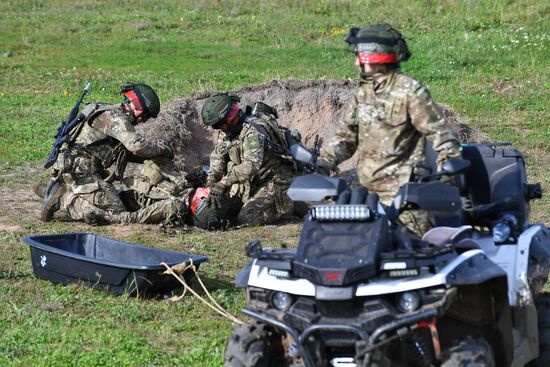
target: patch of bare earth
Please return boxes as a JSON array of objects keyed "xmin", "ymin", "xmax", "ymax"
[{"xmin": 142, "ymin": 79, "xmax": 488, "ymax": 172}]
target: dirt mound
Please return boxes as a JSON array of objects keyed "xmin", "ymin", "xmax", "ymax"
[{"xmin": 140, "ymin": 79, "xmax": 488, "ymax": 171}]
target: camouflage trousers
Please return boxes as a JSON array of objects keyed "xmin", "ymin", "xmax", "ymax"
[
  {"xmin": 59, "ymin": 174, "xmax": 183, "ymax": 225},
  {"xmin": 375, "ymin": 190, "xmax": 432, "ymax": 237},
  {"xmin": 235, "ymin": 180, "xmax": 294, "ymax": 226},
  {"xmin": 397, "ymin": 210, "xmax": 433, "ymax": 237}
]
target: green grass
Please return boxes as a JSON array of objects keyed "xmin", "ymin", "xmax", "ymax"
[{"xmin": 1, "ymin": 0, "xmax": 549, "ymax": 365}]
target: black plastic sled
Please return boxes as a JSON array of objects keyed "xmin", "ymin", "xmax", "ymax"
[{"xmin": 23, "ymin": 232, "xmax": 208, "ymax": 295}]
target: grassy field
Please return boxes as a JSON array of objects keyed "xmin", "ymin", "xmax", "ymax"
[{"xmin": 0, "ymin": 0, "xmax": 549, "ymax": 366}]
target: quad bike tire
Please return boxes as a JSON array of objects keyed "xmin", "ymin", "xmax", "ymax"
[
  {"xmin": 533, "ymin": 292, "xmax": 550, "ymax": 366},
  {"xmin": 440, "ymin": 336, "xmax": 495, "ymax": 367},
  {"xmin": 224, "ymin": 321, "xmax": 288, "ymax": 367}
]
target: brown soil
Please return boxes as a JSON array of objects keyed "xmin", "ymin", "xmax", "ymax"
[
  {"xmin": 141, "ymin": 79, "xmax": 485, "ymax": 171},
  {"xmin": 0, "ymin": 79, "xmax": 488, "ymax": 228}
]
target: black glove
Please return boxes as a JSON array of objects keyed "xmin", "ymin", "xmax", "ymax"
[{"xmin": 204, "ymin": 182, "xmax": 228, "ymax": 209}]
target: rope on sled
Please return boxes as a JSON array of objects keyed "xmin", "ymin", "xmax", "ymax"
[{"xmin": 161, "ymin": 259, "xmax": 243, "ymax": 325}]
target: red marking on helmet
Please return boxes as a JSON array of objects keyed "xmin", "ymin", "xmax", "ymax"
[
  {"xmin": 190, "ymin": 187, "xmax": 211, "ymax": 214},
  {"xmin": 227, "ymin": 102, "xmax": 240, "ymax": 123},
  {"xmin": 124, "ymin": 90, "xmax": 143, "ymax": 111},
  {"xmin": 358, "ymin": 52, "xmax": 397, "ymax": 64},
  {"xmin": 323, "ymin": 272, "xmax": 342, "ymax": 282}
]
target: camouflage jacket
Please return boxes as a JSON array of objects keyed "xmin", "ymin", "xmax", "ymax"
[
  {"xmin": 53, "ymin": 103, "xmax": 171, "ymax": 177},
  {"xmin": 206, "ymin": 113, "xmax": 294, "ymax": 197},
  {"xmin": 320, "ymin": 71, "xmax": 461, "ymax": 202}
]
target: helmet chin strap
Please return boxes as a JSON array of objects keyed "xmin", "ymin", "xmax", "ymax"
[{"xmin": 359, "ymin": 64, "xmax": 381, "ymax": 79}]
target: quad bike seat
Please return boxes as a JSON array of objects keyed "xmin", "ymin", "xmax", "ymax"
[{"xmin": 421, "ymin": 225, "xmax": 473, "ymax": 246}]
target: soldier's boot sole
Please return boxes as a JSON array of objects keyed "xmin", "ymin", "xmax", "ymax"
[{"xmin": 40, "ymin": 181, "xmax": 66, "ymax": 222}]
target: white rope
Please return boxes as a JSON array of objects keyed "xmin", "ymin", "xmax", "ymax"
[{"xmin": 161, "ymin": 260, "xmax": 243, "ymax": 325}]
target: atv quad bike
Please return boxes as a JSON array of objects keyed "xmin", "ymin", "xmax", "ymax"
[{"xmin": 225, "ymin": 143, "xmax": 549, "ymax": 367}]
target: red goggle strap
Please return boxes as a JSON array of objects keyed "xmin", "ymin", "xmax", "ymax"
[
  {"xmin": 123, "ymin": 90, "xmax": 143, "ymax": 111},
  {"xmin": 358, "ymin": 52, "xmax": 397, "ymax": 64}
]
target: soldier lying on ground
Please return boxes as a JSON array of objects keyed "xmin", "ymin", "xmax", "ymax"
[
  {"xmin": 36, "ymin": 83, "xmax": 182, "ymax": 225},
  {"xmin": 201, "ymin": 94, "xmax": 301, "ymax": 226}
]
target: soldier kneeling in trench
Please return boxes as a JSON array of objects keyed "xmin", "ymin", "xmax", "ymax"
[{"xmin": 200, "ymin": 93, "xmax": 302, "ymax": 226}]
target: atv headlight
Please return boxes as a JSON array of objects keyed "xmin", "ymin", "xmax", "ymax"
[
  {"xmin": 312, "ymin": 205, "xmax": 371, "ymax": 222},
  {"xmin": 397, "ymin": 291, "xmax": 420, "ymax": 313},
  {"xmin": 272, "ymin": 291, "xmax": 293, "ymax": 311}
]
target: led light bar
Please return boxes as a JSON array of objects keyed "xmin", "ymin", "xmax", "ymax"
[
  {"xmin": 268, "ymin": 268, "xmax": 290, "ymax": 278},
  {"xmin": 388, "ymin": 269, "xmax": 419, "ymax": 278},
  {"xmin": 311, "ymin": 205, "xmax": 371, "ymax": 222}
]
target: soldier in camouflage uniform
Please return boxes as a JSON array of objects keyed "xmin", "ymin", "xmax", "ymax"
[
  {"xmin": 41, "ymin": 83, "xmax": 184, "ymax": 225},
  {"xmin": 201, "ymin": 94, "xmax": 296, "ymax": 226},
  {"xmin": 318, "ymin": 24, "xmax": 462, "ymax": 235}
]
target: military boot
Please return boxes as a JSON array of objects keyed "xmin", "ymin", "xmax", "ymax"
[{"xmin": 40, "ymin": 180, "xmax": 66, "ymax": 222}]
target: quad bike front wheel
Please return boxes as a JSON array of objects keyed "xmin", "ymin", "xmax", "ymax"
[
  {"xmin": 224, "ymin": 321, "xmax": 288, "ymax": 367},
  {"xmin": 440, "ymin": 336, "xmax": 495, "ymax": 367}
]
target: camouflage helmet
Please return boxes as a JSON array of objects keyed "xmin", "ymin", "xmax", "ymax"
[
  {"xmin": 345, "ymin": 24, "xmax": 411, "ymax": 63},
  {"xmin": 201, "ymin": 93, "xmax": 238, "ymax": 127},
  {"xmin": 121, "ymin": 83, "xmax": 161, "ymax": 119}
]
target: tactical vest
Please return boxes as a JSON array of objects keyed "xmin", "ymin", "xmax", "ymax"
[{"xmin": 54, "ymin": 103, "xmax": 126, "ymax": 176}]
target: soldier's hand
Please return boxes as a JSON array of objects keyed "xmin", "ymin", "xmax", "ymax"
[
  {"xmin": 157, "ymin": 139, "xmax": 174, "ymax": 159},
  {"xmin": 205, "ymin": 182, "xmax": 227, "ymax": 209}
]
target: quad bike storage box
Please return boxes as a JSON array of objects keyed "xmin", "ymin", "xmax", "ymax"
[
  {"xmin": 23, "ymin": 233, "xmax": 208, "ymax": 295},
  {"xmin": 461, "ymin": 144, "xmax": 534, "ymax": 227}
]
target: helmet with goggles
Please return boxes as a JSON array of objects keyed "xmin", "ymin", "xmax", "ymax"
[
  {"xmin": 345, "ymin": 24, "xmax": 411, "ymax": 64},
  {"xmin": 120, "ymin": 83, "xmax": 160, "ymax": 119}
]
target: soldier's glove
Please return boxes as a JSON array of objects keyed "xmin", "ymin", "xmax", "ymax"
[
  {"xmin": 204, "ymin": 182, "xmax": 228, "ymax": 209},
  {"xmin": 157, "ymin": 139, "xmax": 175, "ymax": 159},
  {"xmin": 316, "ymin": 159, "xmax": 336, "ymax": 176}
]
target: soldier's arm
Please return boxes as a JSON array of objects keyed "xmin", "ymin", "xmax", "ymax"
[
  {"xmin": 408, "ymin": 86, "xmax": 462, "ymax": 165},
  {"xmin": 224, "ymin": 127, "xmax": 263, "ymax": 185},
  {"xmin": 206, "ymin": 136, "xmax": 228, "ymax": 186},
  {"xmin": 319, "ymin": 93, "xmax": 360, "ymax": 168},
  {"xmin": 92, "ymin": 109, "xmax": 173, "ymax": 159}
]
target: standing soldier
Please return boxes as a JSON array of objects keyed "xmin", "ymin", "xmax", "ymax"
[
  {"xmin": 318, "ymin": 24, "xmax": 462, "ymax": 235},
  {"xmin": 200, "ymin": 94, "xmax": 296, "ymax": 226},
  {"xmin": 39, "ymin": 83, "xmax": 183, "ymax": 225}
]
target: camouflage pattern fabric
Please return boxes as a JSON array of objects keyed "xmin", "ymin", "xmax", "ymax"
[
  {"xmin": 397, "ymin": 210, "xmax": 433, "ymax": 238},
  {"xmin": 50, "ymin": 103, "xmax": 176, "ymax": 224},
  {"xmin": 319, "ymin": 70, "xmax": 461, "ymax": 235},
  {"xmin": 236, "ymin": 177, "xmax": 294, "ymax": 226},
  {"xmin": 206, "ymin": 113, "xmax": 295, "ymax": 225}
]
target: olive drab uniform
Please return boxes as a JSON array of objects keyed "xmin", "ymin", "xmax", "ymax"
[
  {"xmin": 320, "ymin": 71, "xmax": 461, "ymax": 234},
  {"xmin": 206, "ymin": 112, "xmax": 295, "ymax": 226},
  {"xmin": 52, "ymin": 103, "xmax": 181, "ymax": 224}
]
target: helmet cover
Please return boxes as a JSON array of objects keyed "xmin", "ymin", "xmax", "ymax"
[{"xmin": 345, "ymin": 24, "xmax": 411, "ymax": 63}]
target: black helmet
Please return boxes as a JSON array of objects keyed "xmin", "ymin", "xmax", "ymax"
[
  {"xmin": 201, "ymin": 93, "xmax": 238, "ymax": 127},
  {"xmin": 121, "ymin": 83, "xmax": 161, "ymax": 119},
  {"xmin": 345, "ymin": 24, "xmax": 411, "ymax": 63},
  {"xmin": 190, "ymin": 187, "xmax": 241, "ymax": 230}
]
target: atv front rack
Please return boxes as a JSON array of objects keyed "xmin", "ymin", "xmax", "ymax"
[{"xmin": 242, "ymin": 287, "xmax": 456, "ymax": 367}]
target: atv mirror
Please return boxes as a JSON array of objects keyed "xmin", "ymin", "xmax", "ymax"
[
  {"xmin": 287, "ymin": 173, "xmax": 349, "ymax": 202},
  {"xmin": 441, "ymin": 159, "xmax": 470, "ymax": 175},
  {"xmin": 290, "ymin": 143, "xmax": 313, "ymax": 165}
]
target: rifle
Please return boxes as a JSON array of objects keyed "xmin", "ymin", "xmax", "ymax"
[
  {"xmin": 310, "ymin": 134, "xmax": 322, "ymax": 168},
  {"xmin": 43, "ymin": 82, "xmax": 91, "ymax": 169}
]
